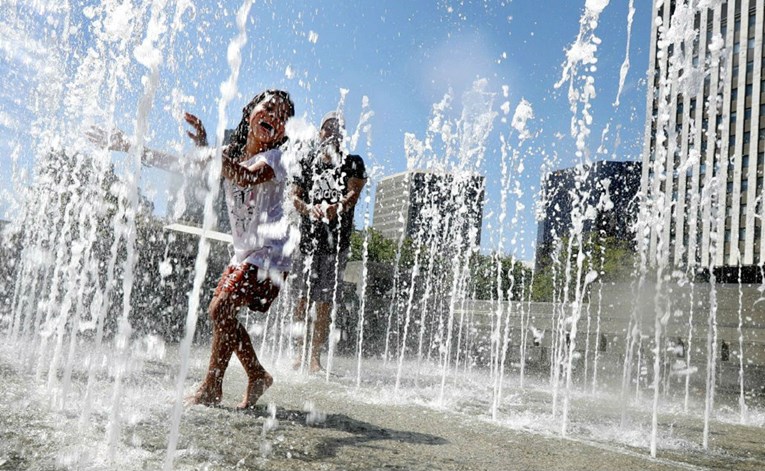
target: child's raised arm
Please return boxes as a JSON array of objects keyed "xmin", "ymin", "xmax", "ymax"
[{"xmin": 85, "ymin": 126, "xmax": 179, "ymax": 171}]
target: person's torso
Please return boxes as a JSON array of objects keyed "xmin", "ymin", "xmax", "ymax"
[
  {"xmin": 299, "ymin": 153, "xmax": 364, "ymax": 254},
  {"xmin": 224, "ymin": 148, "xmax": 290, "ymax": 268}
]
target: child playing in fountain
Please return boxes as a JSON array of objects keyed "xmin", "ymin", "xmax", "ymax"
[
  {"xmin": 88, "ymin": 90, "xmax": 296, "ymax": 409},
  {"xmin": 188, "ymin": 90, "xmax": 295, "ymax": 408},
  {"xmin": 291, "ymin": 111, "xmax": 367, "ymax": 372}
]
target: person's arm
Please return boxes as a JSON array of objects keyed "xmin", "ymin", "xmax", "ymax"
[
  {"xmin": 325, "ymin": 176, "xmax": 366, "ymax": 221},
  {"xmin": 292, "ymin": 184, "xmax": 311, "ymax": 216},
  {"xmin": 221, "ymin": 156, "xmax": 275, "ymax": 187},
  {"xmin": 184, "ymin": 112, "xmax": 208, "ymax": 147},
  {"xmin": 85, "ymin": 126, "xmax": 179, "ymax": 171},
  {"xmin": 87, "ymin": 112, "xmax": 209, "ymax": 171}
]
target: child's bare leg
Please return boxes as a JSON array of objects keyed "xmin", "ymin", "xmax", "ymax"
[
  {"xmin": 234, "ymin": 322, "xmax": 273, "ymax": 409},
  {"xmin": 188, "ymin": 296, "xmax": 237, "ymax": 406}
]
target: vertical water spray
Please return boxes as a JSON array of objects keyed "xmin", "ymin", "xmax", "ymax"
[
  {"xmin": 736, "ymin": 259, "xmax": 746, "ymax": 423},
  {"xmin": 701, "ymin": 9, "xmax": 727, "ymax": 450},
  {"xmin": 109, "ymin": 0, "xmax": 176, "ymax": 460},
  {"xmin": 165, "ymin": 1, "xmax": 253, "ymax": 468},
  {"xmin": 352, "ymin": 113, "xmax": 377, "ymax": 388},
  {"xmin": 554, "ymin": 0, "xmax": 611, "ymax": 436}
]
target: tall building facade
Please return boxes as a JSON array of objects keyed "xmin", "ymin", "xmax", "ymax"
[
  {"xmin": 642, "ymin": 0, "xmax": 765, "ymax": 269},
  {"xmin": 372, "ymin": 170, "xmax": 485, "ymax": 246},
  {"xmin": 535, "ymin": 161, "xmax": 642, "ymax": 272}
]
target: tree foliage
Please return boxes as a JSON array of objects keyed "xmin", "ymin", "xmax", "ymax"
[
  {"xmin": 468, "ymin": 252, "xmax": 533, "ymax": 301},
  {"xmin": 349, "ymin": 228, "xmax": 416, "ymax": 268},
  {"xmin": 531, "ymin": 232, "xmax": 638, "ymax": 302}
]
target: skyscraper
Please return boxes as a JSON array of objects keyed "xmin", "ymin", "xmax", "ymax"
[
  {"xmin": 372, "ymin": 170, "xmax": 485, "ymax": 247},
  {"xmin": 642, "ymin": 0, "xmax": 765, "ymax": 271},
  {"xmin": 535, "ymin": 161, "xmax": 642, "ymax": 272}
]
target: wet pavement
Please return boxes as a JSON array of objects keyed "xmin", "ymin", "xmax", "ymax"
[{"xmin": 1, "ymin": 343, "xmax": 764, "ymax": 470}]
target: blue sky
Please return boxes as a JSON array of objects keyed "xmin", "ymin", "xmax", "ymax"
[{"xmin": 0, "ymin": 1, "xmax": 652, "ymax": 263}]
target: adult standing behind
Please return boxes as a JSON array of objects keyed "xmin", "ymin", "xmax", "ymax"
[{"xmin": 292, "ymin": 112, "xmax": 367, "ymax": 373}]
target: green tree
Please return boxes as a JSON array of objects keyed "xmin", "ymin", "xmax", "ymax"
[
  {"xmin": 468, "ymin": 252, "xmax": 532, "ymax": 301},
  {"xmin": 350, "ymin": 228, "xmax": 416, "ymax": 267},
  {"xmin": 531, "ymin": 232, "xmax": 638, "ymax": 302}
]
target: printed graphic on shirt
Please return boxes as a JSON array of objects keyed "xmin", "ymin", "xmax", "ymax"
[
  {"xmin": 310, "ymin": 169, "xmax": 345, "ymax": 204},
  {"xmin": 229, "ymin": 185, "xmax": 258, "ymax": 237}
]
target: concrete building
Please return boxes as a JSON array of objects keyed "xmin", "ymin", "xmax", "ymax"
[
  {"xmin": 372, "ymin": 170, "xmax": 485, "ymax": 246},
  {"xmin": 642, "ymin": 0, "xmax": 765, "ymax": 272},
  {"xmin": 535, "ymin": 161, "xmax": 641, "ymax": 272}
]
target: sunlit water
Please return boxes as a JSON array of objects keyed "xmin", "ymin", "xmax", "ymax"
[
  {"xmin": 1, "ymin": 337, "xmax": 763, "ymax": 469},
  {"xmin": 1, "ymin": 0, "xmax": 764, "ymax": 469}
]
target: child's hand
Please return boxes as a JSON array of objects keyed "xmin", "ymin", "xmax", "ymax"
[
  {"xmin": 86, "ymin": 126, "xmax": 131, "ymax": 152},
  {"xmin": 184, "ymin": 112, "xmax": 208, "ymax": 147}
]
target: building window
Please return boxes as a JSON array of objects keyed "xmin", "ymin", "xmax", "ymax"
[
  {"xmin": 745, "ymin": 107, "xmax": 752, "ymax": 120},
  {"xmin": 740, "ymin": 228, "xmax": 746, "ymax": 241},
  {"xmin": 745, "ymin": 131, "xmax": 751, "ymax": 144},
  {"xmin": 743, "ymin": 154, "xmax": 750, "ymax": 167},
  {"xmin": 746, "ymin": 84, "xmax": 753, "ymax": 96}
]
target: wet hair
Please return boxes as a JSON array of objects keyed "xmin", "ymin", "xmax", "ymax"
[{"xmin": 227, "ymin": 89, "xmax": 295, "ymax": 161}]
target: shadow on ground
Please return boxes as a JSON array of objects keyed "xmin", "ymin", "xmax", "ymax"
[{"xmin": 239, "ymin": 405, "xmax": 449, "ymax": 461}]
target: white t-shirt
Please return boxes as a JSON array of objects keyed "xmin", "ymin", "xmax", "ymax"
[{"xmin": 223, "ymin": 148, "xmax": 293, "ymax": 273}]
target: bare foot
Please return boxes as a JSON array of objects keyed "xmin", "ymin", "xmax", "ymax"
[
  {"xmin": 186, "ymin": 383, "xmax": 222, "ymax": 407},
  {"xmin": 237, "ymin": 372, "xmax": 273, "ymax": 409},
  {"xmin": 292, "ymin": 356, "xmax": 303, "ymax": 370},
  {"xmin": 308, "ymin": 361, "xmax": 322, "ymax": 374}
]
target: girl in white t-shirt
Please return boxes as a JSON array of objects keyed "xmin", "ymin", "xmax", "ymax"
[
  {"xmin": 88, "ymin": 90, "xmax": 296, "ymax": 409},
  {"xmin": 186, "ymin": 90, "xmax": 296, "ymax": 409}
]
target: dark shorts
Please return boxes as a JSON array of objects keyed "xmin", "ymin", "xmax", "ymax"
[
  {"xmin": 292, "ymin": 250, "xmax": 349, "ymax": 303},
  {"xmin": 214, "ymin": 263, "xmax": 286, "ymax": 312}
]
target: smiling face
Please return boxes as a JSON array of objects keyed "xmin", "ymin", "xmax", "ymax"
[{"xmin": 247, "ymin": 93, "xmax": 290, "ymax": 148}]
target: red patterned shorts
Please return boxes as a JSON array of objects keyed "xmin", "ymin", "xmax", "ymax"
[{"xmin": 213, "ymin": 263, "xmax": 286, "ymax": 312}]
